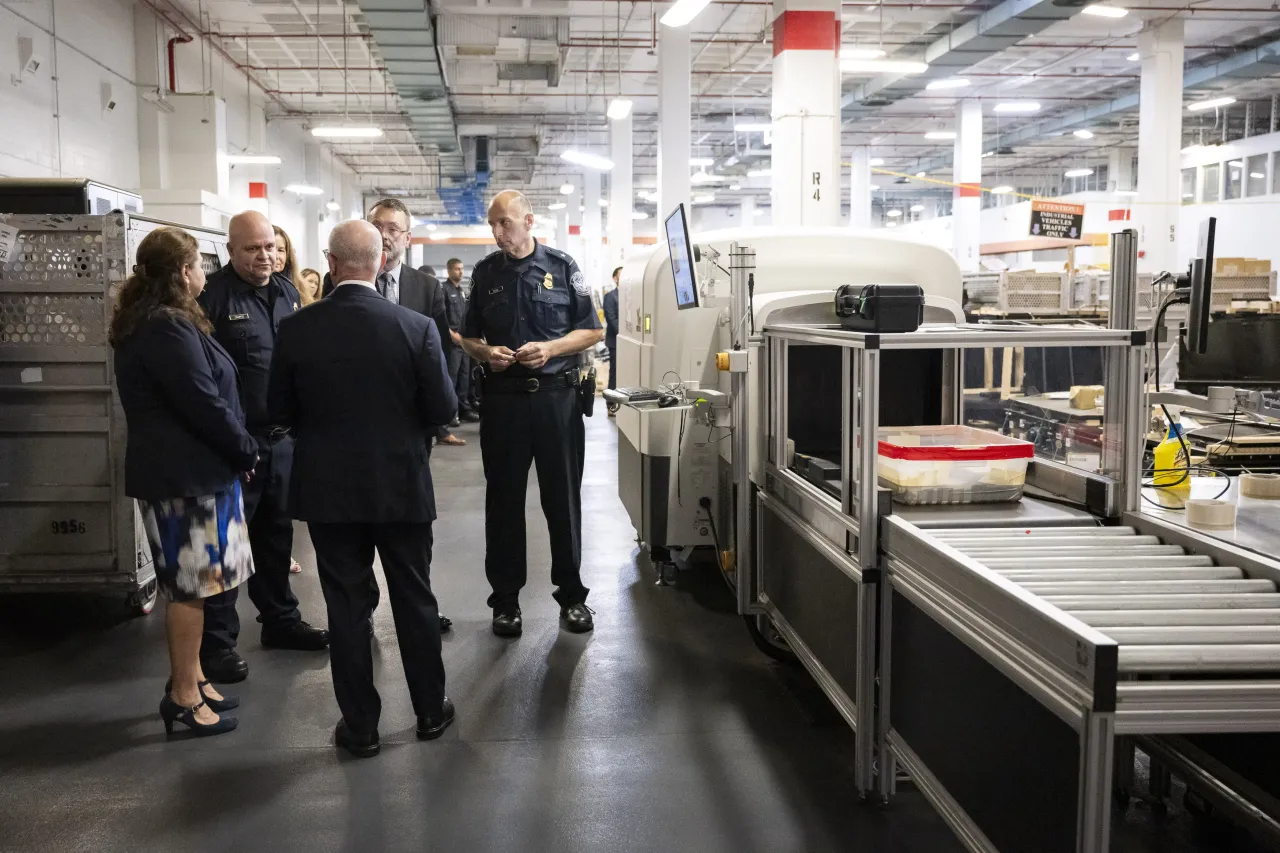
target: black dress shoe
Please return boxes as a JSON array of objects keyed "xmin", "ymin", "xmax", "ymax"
[
  {"xmin": 200, "ymin": 649, "xmax": 248, "ymax": 683},
  {"xmin": 416, "ymin": 697, "xmax": 456, "ymax": 740},
  {"xmin": 335, "ymin": 720, "xmax": 380, "ymax": 758},
  {"xmin": 560, "ymin": 603, "xmax": 595, "ymax": 634},
  {"xmin": 449, "ymin": 417, "xmax": 462, "ymax": 428},
  {"xmin": 262, "ymin": 620, "xmax": 330, "ymax": 651},
  {"xmin": 491, "ymin": 609, "xmax": 522, "ymax": 638},
  {"xmin": 439, "ymin": 614, "xmax": 453, "ymax": 634},
  {"xmin": 459, "ymin": 410, "xmax": 481, "ymax": 423}
]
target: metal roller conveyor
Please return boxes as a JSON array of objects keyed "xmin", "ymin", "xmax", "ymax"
[
  {"xmin": 996, "ymin": 567, "xmax": 1243, "ymax": 582},
  {"xmin": 981, "ymin": 556, "xmax": 1216, "ymax": 569},
  {"xmin": 1103, "ymin": 626, "xmax": 1280, "ymax": 644},
  {"xmin": 1073, "ymin": 609, "xmax": 1280, "ymax": 626},
  {"xmin": 962, "ymin": 545, "xmax": 1190, "ymax": 559},
  {"xmin": 1047, "ymin": 594, "xmax": 1280, "ymax": 610},
  {"xmin": 1119, "ymin": 645, "xmax": 1280, "ymax": 673},
  {"xmin": 937, "ymin": 535, "xmax": 1157, "ymax": 549},
  {"xmin": 929, "ymin": 526, "xmax": 1126, "ymax": 539},
  {"xmin": 1020, "ymin": 580, "xmax": 1276, "ymax": 596}
]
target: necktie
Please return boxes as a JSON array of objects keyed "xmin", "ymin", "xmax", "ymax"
[{"xmin": 376, "ymin": 272, "xmax": 390, "ymax": 298}]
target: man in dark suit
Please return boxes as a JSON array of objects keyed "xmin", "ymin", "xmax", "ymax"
[{"xmin": 269, "ymin": 219, "xmax": 458, "ymax": 758}]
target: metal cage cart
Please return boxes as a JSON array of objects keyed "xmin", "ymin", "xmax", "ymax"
[{"xmin": 0, "ymin": 212, "xmax": 228, "ymax": 615}]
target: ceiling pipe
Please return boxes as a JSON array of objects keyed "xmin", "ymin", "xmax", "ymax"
[{"xmin": 166, "ymin": 34, "xmax": 193, "ymax": 93}]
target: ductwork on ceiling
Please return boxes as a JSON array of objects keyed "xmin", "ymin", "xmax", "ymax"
[{"xmin": 437, "ymin": 16, "xmax": 569, "ymax": 88}]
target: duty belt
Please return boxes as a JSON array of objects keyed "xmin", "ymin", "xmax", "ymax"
[
  {"xmin": 251, "ymin": 426, "xmax": 292, "ymax": 440},
  {"xmin": 485, "ymin": 370, "xmax": 579, "ymax": 394}
]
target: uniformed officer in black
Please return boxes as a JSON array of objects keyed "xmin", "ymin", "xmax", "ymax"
[
  {"xmin": 461, "ymin": 190, "xmax": 604, "ymax": 637},
  {"xmin": 198, "ymin": 211, "xmax": 329, "ymax": 682}
]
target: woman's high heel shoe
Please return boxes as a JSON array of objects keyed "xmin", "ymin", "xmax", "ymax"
[
  {"xmin": 164, "ymin": 678, "xmax": 239, "ymax": 711},
  {"xmin": 160, "ymin": 695, "xmax": 238, "ymax": 737}
]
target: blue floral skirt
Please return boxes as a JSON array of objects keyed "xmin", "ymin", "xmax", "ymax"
[{"xmin": 139, "ymin": 480, "xmax": 255, "ymax": 602}]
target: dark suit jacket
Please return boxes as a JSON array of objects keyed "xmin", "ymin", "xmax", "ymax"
[
  {"xmin": 268, "ymin": 283, "xmax": 458, "ymax": 523},
  {"xmin": 323, "ymin": 267, "xmax": 453, "ymax": 355},
  {"xmin": 603, "ymin": 287, "xmax": 619, "ymax": 348},
  {"xmin": 113, "ymin": 313, "xmax": 259, "ymax": 500}
]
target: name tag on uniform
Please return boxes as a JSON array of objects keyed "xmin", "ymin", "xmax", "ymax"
[{"xmin": 228, "ymin": 313, "xmax": 250, "ymax": 321}]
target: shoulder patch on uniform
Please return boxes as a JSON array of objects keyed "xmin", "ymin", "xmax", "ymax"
[{"xmin": 570, "ymin": 271, "xmax": 589, "ymax": 295}]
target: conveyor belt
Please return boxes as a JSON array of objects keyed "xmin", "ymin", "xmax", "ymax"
[{"xmin": 936, "ymin": 524, "xmax": 1280, "ymax": 674}]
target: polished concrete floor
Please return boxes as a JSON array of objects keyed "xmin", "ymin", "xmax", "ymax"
[{"xmin": 0, "ymin": 414, "xmax": 1263, "ymax": 852}]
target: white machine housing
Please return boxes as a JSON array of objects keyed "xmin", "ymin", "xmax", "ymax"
[{"xmin": 614, "ymin": 227, "xmax": 964, "ymax": 555}]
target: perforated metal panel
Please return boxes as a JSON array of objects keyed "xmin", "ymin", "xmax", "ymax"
[
  {"xmin": 1213, "ymin": 272, "xmax": 1277, "ymax": 311},
  {"xmin": 0, "ymin": 294, "xmax": 104, "ymax": 345},
  {"xmin": 999, "ymin": 271, "xmax": 1069, "ymax": 314}
]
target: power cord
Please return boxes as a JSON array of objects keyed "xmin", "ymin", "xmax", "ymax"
[{"xmin": 699, "ymin": 497, "xmax": 725, "ymax": 572}]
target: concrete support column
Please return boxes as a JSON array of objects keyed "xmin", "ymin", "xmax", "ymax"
[
  {"xmin": 567, "ymin": 184, "xmax": 585, "ymax": 263},
  {"xmin": 1109, "ymin": 147, "xmax": 1136, "ymax": 192},
  {"xmin": 1135, "ymin": 18, "xmax": 1184, "ymax": 274},
  {"xmin": 608, "ymin": 114, "xmax": 634, "ymax": 266},
  {"xmin": 739, "ymin": 196, "xmax": 757, "ymax": 224},
  {"xmin": 848, "ymin": 145, "xmax": 872, "ymax": 229},
  {"xmin": 657, "ymin": 23, "xmax": 691, "ymax": 221},
  {"xmin": 770, "ymin": 0, "xmax": 841, "ymax": 227},
  {"xmin": 133, "ymin": 6, "xmax": 170, "ymax": 190},
  {"xmin": 952, "ymin": 100, "xmax": 983, "ymax": 272},
  {"xmin": 583, "ymin": 173, "xmax": 604, "ymax": 292}
]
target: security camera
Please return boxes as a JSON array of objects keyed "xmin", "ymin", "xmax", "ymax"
[{"xmin": 104, "ymin": 100, "xmax": 117, "ymax": 112}]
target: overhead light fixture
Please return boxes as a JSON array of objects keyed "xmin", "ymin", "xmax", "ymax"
[
  {"xmin": 660, "ymin": 0, "xmax": 713, "ymax": 28},
  {"xmin": 752, "ymin": 208, "xmax": 766, "ymax": 217},
  {"xmin": 548, "ymin": 202, "xmax": 567, "ymax": 210},
  {"xmin": 691, "ymin": 171, "xmax": 726, "ymax": 184},
  {"xmin": 869, "ymin": 157, "xmax": 885, "ymax": 166},
  {"xmin": 994, "ymin": 101, "xmax": 1041, "ymax": 114},
  {"xmin": 560, "ymin": 150, "xmax": 614, "ymax": 170},
  {"xmin": 600, "ymin": 199, "xmax": 610, "ymax": 207},
  {"xmin": 909, "ymin": 204, "xmax": 925, "ymax": 213},
  {"xmin": 735, "ymin": 122, "xmax": 772, "ymax": 132},
  {"xmin": 1183, "ymin": 193, "xmax": 1195, "ymax": 199},
  {"xmin": 915, "ymin": 171, "xmax": 926, "ymax": 177},
  {"xmin": 1251, "ymin": 172, "xmax": 1267, "ymax": 180},
  {"xmin": 1065, "ymin": 168, "xmax": 1094, "ymax": 178},
  {"xmin": 982, "ymin": 150, "xmax": 995, "ymax": 158},
  {"xmin": 607, "ymin": 98, "xmax": 633, "ymax": 120},
  {"xmin": 886, "ymin": 221, "xmax": 898, "ymax": 228},
  {"xmin": 840, "ymin": 47, "xmax": 887, "ymax": 60},
  {"xmin": 579, "ymin": 205, "xmax": 586, "ymax": 212},
  {"xmin": 560, "ymin": 183, "xmax": 575, "ymax": 195},
  {"xmin": 887, "ymin": 209, "xmax": 903, "ymax": 218},
  {"xmin": 637, "ymin": 189, "xmax": 658, "ymax": 201},
  {"xmin": 632, "ymin": 211, "xmax": 649, "ymax": 220},
  {"xmin": 991, "ymin": 185, "xmax": 1014, "ymax": 194},
  {"xmin": 326, "ymin": 199, "xmax": 340, "ymax": 211},
  {"xmin": 841, "ymin": 59, "xmax": 929, "ymax": 75},
  {"xmin": 1081, "ymin": 4, "xmax": 1128, "ymax": 17},
  {"xmin": 1228, "ymin": 160, "xmax": 1244, "ymax": 168},
  {"xmin": 729, "ymin": 183, "xmax": 742, "ymax": 191},
  {"xmin": 1127, "ymin": 52, "xmax": 1140, "ymax": 61},
  {"xmin": 746, "ymin": 168, "xmax": 772, "ymax": 177},
  {"xmin": 925, "ymin": 78, "xmax": 970, "ymax": 91},
  {"xmin": 310, "ymin": 126, "xmax": 383, "ymax": 138},
  {"xmin": 1074, "ymin": 129, "xmax": 1095, "ymax": 139},
  {"xmin": 868, "ymin": 184, "xmax": 880, "ymax": 191},
  {"xmin": 430, "ymin": 232, "xmax": 452, "ymax": 241},
  {"xmin": 689, "ymin": 157, "xmax": 715, "ymax": 167},
  {"xmin": 1188, "ymin": 96, "xmax": 1236, "ymax": 112},
  {"xmin": 724, "ymin": 155, "xmax": 739, "ymax": 167},
  {"xmin": 285, "ymin": 183, "xmax": 323, "ymax": 195},
  {"xmin": 924, "ymin": 131, "xmax": 956, "ymax": 140},
  {"xmin": 226, "ymin": 154, "xmax": 281, "ymax": 165},
  {"xmin": 693, "ymin": 194, "xmax": 715, "ymax": 204},
  {"xmin": 426, "ymin": 223, "xmax": 438, "ymax": 231}
]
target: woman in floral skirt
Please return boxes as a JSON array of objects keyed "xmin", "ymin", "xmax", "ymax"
[{"xmin": 111, "ymin": 227, "xmax": 260, "ymax": 737}]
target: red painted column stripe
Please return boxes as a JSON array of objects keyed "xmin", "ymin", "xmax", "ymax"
[
  {"xmin": 955, "ymin": 182, "xmax": 981, "ymax": 198},
  {"xmin": 772, "ymin": 10, "xmax": 839, "ymax": 56},
  {"xmin": 1108, "ymin": 209, "xmax": 1131, "ymax": 221},
  {"xmin": 568, "ymin": 224, "xmax": 582, "ymax": 235}
]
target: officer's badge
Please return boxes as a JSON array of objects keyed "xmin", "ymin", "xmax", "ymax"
[
  {"xmin": 542, "ymin": 273, "xmax": 554, "ymax": 290},
  {"xmin": 570, "ymin": 271, "xmax": 589, "ymax": 295}
]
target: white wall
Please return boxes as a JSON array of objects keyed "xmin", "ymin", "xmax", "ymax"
[{"xmin": 0, "ymin": 0, "xmax": 140, "ymax": 188}]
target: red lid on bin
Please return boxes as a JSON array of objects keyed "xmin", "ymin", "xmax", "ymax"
[{"xmin": 876, "ymin": 440, "xmax": 1034, "ymax": 461}]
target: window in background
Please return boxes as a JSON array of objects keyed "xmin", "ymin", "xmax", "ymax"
[
  {"xmin": 1225, "ymin": 159, "xmax": 1244, "ymax": 200},
  {"xmin": 1182, "ymin": 168, "xmax": 1197, "ymax": 204},
  {"xmin": 1203, "ymin": 163, "xmax": 1221, "ymax": 202},
  {"xmin": 1246, "ymin": 154, "xmax": 1268, "ymax": 197}
]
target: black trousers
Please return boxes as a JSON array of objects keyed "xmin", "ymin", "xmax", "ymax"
[
  {"xmin": 446, "ymin": 347, "xmax": 476, "ymax": 415},
  {"xmin": 606, "ymin": 343, "xmax": 617, "ymax": 391},
  {"xmin": 308, "ymin": 521, "xmax": 444, "ymax": 734},
  {"xmin": 202, "ymin": 435, "xmax": 300, "ymax": 655},
  {"xmin": 480, "ymin": 386, "xmax": 588, "ymax": 610}
]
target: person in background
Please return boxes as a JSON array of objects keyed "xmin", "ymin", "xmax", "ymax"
[
  {"xmin": 603, "ymin": 267, "xmax": 621, "ymax": 403},
  {"xmin": 418, "ymin": 265, "xmax": 437, "ymax": 278},
  {"xmin": 269, "ymin": 220, "xmax": 457, "ymax": 757},
  {"xmin": 297, "ymin": 268, "xmax": 322, "ymax": 307},
  {"xmin": 442, "ymin": 258, "xmax": 480, "ymax": 423},
  {"xmin": 111, "ymin": 227, "xmax": 257, "ymax": 738},
  {"xmin": 272, "ymin": 225, "xmax": 300, "ymax": 284},
  {"xmin": 198, "ymin": 212, "xmax": 330, "ymax": 685}
]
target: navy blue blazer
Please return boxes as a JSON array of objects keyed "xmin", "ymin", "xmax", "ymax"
[
  {"xmin": 113, "ymin": 312, "xmax": 259, "ymax": 500},
  {"xmin": 268, "ymin": 283, "xmax": 457, "ymax": 524}
]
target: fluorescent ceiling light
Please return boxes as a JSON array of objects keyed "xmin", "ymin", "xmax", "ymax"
[
  {"xmin": 310, "ymin": 126, "xmax": 383, "ymax": 138},
  {"xmin": 1127, "ymin": 52, "xmax": 1140, "ymax": 61},
  {"xmin": 982, "ymin": 150, "xmax": 995, "ymax": 158},
  {"xmin": 632, "ymin": 211, "xmax": 649, "ymax": 220},
  {"xmin": 607, "ymin": 98, "xmax": 633, "ymax": 120},
  {"xmin": 1251, "ymin": 172, "xmax": 1267, "ymax": 180},
  {"xmin": 560, "ymin": 149, "xmax": 614, "ymax": 170},
  {"xmin": 1065, "ymin": 168, "xmax": 1094, "ymax": 177},
  {"xmin": 689, "ymin": 157, "xmax": 715, "ymax": 167},
  {"xmin": 729, "ymin": 183, "xmax": 742, "ymax": 191},
  {"xmin": 1081, "ymin": 4, "xmax": 1128, "ymax": 17},
  {"xmin": 426, "ymin": 223, "xmax": 438, "ymax": 231},
  {"xmin": 600, "ymin": 199, "xmax": 610, "ymax": 207},
  {"xmin": 660, "ymin": 0, "xmax": 713, "ymax": 28},
  {"xmin": 869, "ymin": 158, "xmax": 885, "ymax": 166},
  {"xmin": 1228, "ymin": 160, "xmax": 1244, "ymax": 168},
  {"xmin": 909, "ymin": 204, "xmax": 924, "ymax": 213},
  {"xmin": 735, "ymin": 122, "xmax": 771, "ymax": 132},
  {"xmin": 226, "ymin": 154, "xmax": 281, "ymax": 165},
  {"xmin": 579, "ymin": 205, "xmax": 586, "ymax": 212},
  {"xmin": 1188, "ymin": 96, "xmax": 1236, "ymax": 112},
  {"xmin": 692, "ymin": 194, "xmax": 715, "ymax": 204},
  {"xmin": 915, "ymin": 170, "xmax": 926, "ymax": 177},
  {"xmin": 560, "ymin": 183, "xmax": 575, "ymax": 195},
  {"xmin": 886, "ymin": 222, "xmax": 898, "ymax": 228},
  {"xmin": 326, "ymin": 199, "xmax": 340, "ymax": 211},
  {"xmin": 991, "ymin": 185, "xmax": 1014, "ymax": 194},
  {"xmin": 868, "ymin": 184, "xmax": 880, "ymax": 191},
  {"xmin": 430, "ymin": 232, "xmax": 452, "ymax": 241},
  {"xmin": 637, "ymin": 190, "xmax": 657, "ymax": 201},
  {"xmin": 993, "ymin": 101, "xmax": 1041, "ymax": 114},
  {"xmin": 691, "ymin": 171, "xmax": 726, "ymax": 184},
  {"xmin": 548, "ymin": 202, "xmax": 567, "ymax": 210},
  {"xmin": 747, "ymin": 168, "xmax": 772, "ymax": 177},
  {"xmin": 887, "ymin": 209, "xmax": 903, "ymax": 218},
  {"xmin": 841, "ymin": 59, "xmax": 929, "ymax": 75},
  {"xmin": 924, "ymin": 131, "xmax": 956, "ymax": 140},
  {"xmin": 925, "ymin": 78, "xmax": 970, "ymax": 91},
  {"xmin": 752, "ymin": 208, "xmax": 766, "ymax": 216},
  {"xmin": 840, "ymin": 47, "xmax": 887, "ymax": 60},
  {"xmin": 1073, "ymin": 129, "xmax": 1095, "ymax": 139},
  {"xmin": 285, "ymin": 183, "xmax": 323, "ymax": 195}
]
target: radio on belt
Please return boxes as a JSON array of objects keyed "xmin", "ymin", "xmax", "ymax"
[{"xmin": 834, "ymin": 284, "xmax": 924, "ymax": 333}]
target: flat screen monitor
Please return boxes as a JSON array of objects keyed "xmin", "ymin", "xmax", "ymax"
[
  {"xmin": 1187, "ymin": 216, "xmax": 1216, "ymax": 355},
  {"xmin": 665, "ymin": 203, "xmax": 699, "ymax": 310}
]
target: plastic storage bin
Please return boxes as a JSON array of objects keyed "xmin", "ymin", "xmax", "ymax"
[{"xmin": 877, "ymin": 425, "xmax": 1034, "ymax": 505}]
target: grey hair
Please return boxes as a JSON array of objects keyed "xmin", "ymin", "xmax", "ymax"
[{"xmin": 328, "ymin": 220, "xmax": 382, "ymax": 267}]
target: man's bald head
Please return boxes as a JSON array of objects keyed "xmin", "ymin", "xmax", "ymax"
[
  {"xmin": 487, "ymin": 190, "xmax": 536, "ymax": 258},
  {"xmin": 227, "ymin": 210, "xmax": 277, "ymax": 286},
  {"xmin": 326, "ymin": 220, "xmax": 385, "ymax": 286}
]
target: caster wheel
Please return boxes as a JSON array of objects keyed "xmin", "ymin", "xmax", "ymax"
[{"xmin": 129, "ymin": 578, "xmax": 158, "ymax": 616}]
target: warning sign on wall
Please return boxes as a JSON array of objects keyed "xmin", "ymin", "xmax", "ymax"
[{"xmin": 1029, "ymin": 200, "xmax": 1085, "ymax": 240}]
